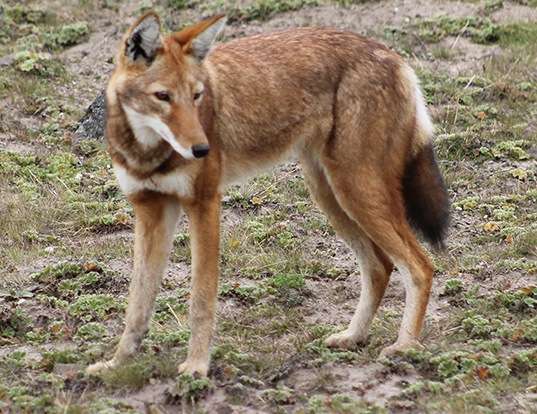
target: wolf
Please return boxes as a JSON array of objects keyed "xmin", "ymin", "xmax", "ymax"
[{"xmin": 86, "ymin": 12, "xmax": 449, "ymax": 377}]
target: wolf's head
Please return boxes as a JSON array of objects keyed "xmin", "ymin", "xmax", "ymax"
[{"xmin": 109, "ymin": 12, "xmax": 226, "ymax": 159}]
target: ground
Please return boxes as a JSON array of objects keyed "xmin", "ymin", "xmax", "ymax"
[{"xmin": 0, "ymin": 0, "xmax": 536, "ymax": 413}]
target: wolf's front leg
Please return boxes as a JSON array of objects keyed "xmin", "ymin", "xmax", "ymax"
[
  {"xmin": 178, "ymin": 196, "xmax": 221, "ymax": 377},
  {"xmin": 87, "ymin": 193, "xmax": 181, "ymax": 375}
]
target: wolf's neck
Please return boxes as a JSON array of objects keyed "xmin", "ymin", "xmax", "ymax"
[{"xmin": 106, "ymin": 101, "xmax": 176, "ymax": 177}]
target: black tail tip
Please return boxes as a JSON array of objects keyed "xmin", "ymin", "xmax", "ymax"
[{"xmin": 403, "ymin": 144, "xmax": 450, "ymax": 251}]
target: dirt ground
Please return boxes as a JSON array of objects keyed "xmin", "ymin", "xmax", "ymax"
[{"xmin": 0, "ymin": 0, "xmax": 536, "ymax": 413}]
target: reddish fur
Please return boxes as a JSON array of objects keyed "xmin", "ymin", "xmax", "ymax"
[{"xmin": 91, "ymin": 14, "xmax": 450, "ymax": 377}]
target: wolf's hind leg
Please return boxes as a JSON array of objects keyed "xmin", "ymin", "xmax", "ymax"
[
  {"xmin": 321, "ymin": 159, "xmax": 433, "ymax": 357},
  {"xmin": 87, "ymin": 193, "xmax": 181, "ymax": 375},
  {"xmin": 301, "ymin": 156, "xmax": 393, "ymax": 348},
  {"xmin": 325, "ymin": 242, "xmax": 393, "ymax": 349}
]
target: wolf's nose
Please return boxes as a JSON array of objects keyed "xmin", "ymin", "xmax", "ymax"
[{"xmin": 192, "ymin": 144, "xmax": 210, "ymax": 158}]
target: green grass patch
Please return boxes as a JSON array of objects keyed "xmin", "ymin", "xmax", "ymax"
[
  {"xmin": 44, "ymin": 21, "xmax": 90, "ymax": 49},
  {"xmin": 205, "ymin": 0, "xmax": 318, "ymax": 23},
  {"xmin": 416, "ymin": 16, "xmax": 500, "ymax": 44},
  {"xmin": 68, "ymin": 294, "xmax": 124, "ymax": 321},
  {"xmin": 167, "ymin": 373, "xmax": 214, "ymax": 402}
]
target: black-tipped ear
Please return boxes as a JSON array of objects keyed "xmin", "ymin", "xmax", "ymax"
[{"xmin": 125, "ymin": 13, "xmax": 161, "ymax": 64}]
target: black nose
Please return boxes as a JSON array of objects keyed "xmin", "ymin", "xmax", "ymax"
[{"xmin": 192, "ymin": 144, "xmax": 210, "ymax": 158}]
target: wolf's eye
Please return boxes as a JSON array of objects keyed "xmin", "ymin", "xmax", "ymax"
[
  {"xmin": 154, "ymin": 91, "xmax": 171, "ymax": 102},
  {"xmin": 193, "ymin": 91, "xmax": 203, "ymax": 101}
]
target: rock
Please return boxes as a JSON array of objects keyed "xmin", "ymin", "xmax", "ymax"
[
  {"xmin": 0, "ymin": 53, "xmax": 15, "ymax": 67},
  {"xmin": 74, "ymin": 90, "xmax": 106, "ymax": 141}
]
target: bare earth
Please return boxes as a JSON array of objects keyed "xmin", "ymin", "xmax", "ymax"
[{"xmin": 0, "ymin": 0, "xmax": 536, "ymax": 413}]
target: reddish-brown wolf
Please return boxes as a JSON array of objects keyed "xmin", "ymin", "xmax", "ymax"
[{"xmin": 86, "ymin": 12, "xmax": 449, "ymax": 377}]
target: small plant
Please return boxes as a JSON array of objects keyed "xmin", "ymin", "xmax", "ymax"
[
  {"xmin": 519, "ymin": 318, "xmax": 537, "ymax": 343},
  {"xmin": 75, "ymin": 322, "xmax": 107, "ymax": 341},
  {"xmin": 442, "ymin": 279, "xmax": 464, "ymax": 296},
  {"xmin": 2, "ymin": 350, "xmax": 27, "ymax": 370},
  {"xmin": 220, "ymin": 282, "xmax": 268, "ymax": 304},
  {"xmin": 154, "ymin": 296, "xmax": 188, "ymax": 322},
  {"xmin": 429, "ymin": 350, "xmax": 510, "ymax": 381},
  {"xmin": 218, "ymin": 0, "xmax": 319, "ymax": 23},
  {"xmin": 0, "ymin": 307, "xmax": 32, "ymax": 340},
  {"xmin": 169, "ymin": 0, "xmax": 192, "ymax": 9},
  {"xmin": 495, "ymin": 287, "xmax": 537, "ymax": 313},
  {"xmin": 14, "ymin": 51, "xmax": 62, "ymax": 77},
  {"xmin": 5, "ymin": 5, "xmax": 47, "ymax": 24},
  {"xmin": 167, "ymin": 373, "xmax": 213, "ymax": 402},
  {"xmin": 32, "ymin": 262, "xmax": 84, "ymax": 284},
  {"xmin": 147, "ymin": 329, "xmax": 190, "ymax": 347},
  {"xmin": 68, "ymin": 294, "xmax": 124, "ymax": 321},
  {"xmin": 489, "ymin": 140, "xmax": 530, "ymax": 160},
  {"xmin": 307, "ymin": 393, "xmax": 379, "ymax": 413},
  {"xmin": 261, "ymin": 385, "xmax": 295, "ymax": 404},
  {"xmin": 484, "ymin": 0, "xmax": 504, "ymax": 12},
  {"xmin": 510, "ymin": 349, "xmax": 537, "ymax": 374},
  {"xmin": 462, "ymin": 313, "xmax": 493, "ymax": 338},
  {"xmin": 40, "ymin": 350, "xmax": 80, "ymax": 371},
  {"xmin": 44, "ymin": 22, "xmax": 89, "ymax": 49},
  {"xmin": 416, "ymin": 16, "xmax": 500, "ymax": 44},
  {"xmin": 269, "ymin": 273, "xmax": 305, "ymax": 290}
]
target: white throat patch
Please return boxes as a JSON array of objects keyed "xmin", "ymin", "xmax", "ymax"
[{"xmin": 122, "ymin": 105, "xmax": 194, "ymax": 159}]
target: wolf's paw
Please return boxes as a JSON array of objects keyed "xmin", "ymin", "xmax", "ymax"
[
  {"xmin": 324, "ymin": 330, "xmax": 365, "ymax": 349},
  {"xmin": 379, "ymin": 339, "xmax": 423, "ymax": 358},
  {"xmin": 178, "ymin": 358, "xmax": 209, "ymax": 377},
  {"xmin": 86, "ymin": 359, "xmax": 118, "ymax": 376}
]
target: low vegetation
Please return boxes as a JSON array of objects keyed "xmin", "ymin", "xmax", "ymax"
[{"xmin": 0, "ymin": 0, "xmax": 535, "ymax": 412}]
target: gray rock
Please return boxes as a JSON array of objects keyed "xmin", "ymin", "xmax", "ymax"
[
  {"xmin": 74, "ymin": 90, "xmax": 106, "ymax": 141},
  {"xmin": 0, "ymin": 53, "xmax": 15, "ymax": 67}
]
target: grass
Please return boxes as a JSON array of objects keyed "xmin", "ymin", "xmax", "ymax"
[
  {"xmin": 0, "ymin": 0, "xmax": 536, "ymax": 412},
  {"xmin": 201, "ymin": 0, "xmax": 320, "ymax": 23}
]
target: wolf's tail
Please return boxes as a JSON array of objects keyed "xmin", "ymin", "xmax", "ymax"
[
  {"xmin": 401, "ymin": 66, "xmax": 450, "ymax": 250},
  {"xmin": 402, "ymin": 143, "xmax": 450, "ymax": 250}
]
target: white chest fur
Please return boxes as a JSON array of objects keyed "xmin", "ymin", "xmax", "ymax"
[{"xmin": 113, "ymin": 163, "xmax": 193, "ymax": 198}]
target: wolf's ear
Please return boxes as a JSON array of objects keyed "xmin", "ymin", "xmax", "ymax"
[
  {"xmin": 125, "ymin": 12, "xmax": 161, "ymax": 64},
  {"xmin": 174, "ymin": 15, "xmax": 226, "ymax": 61}
]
